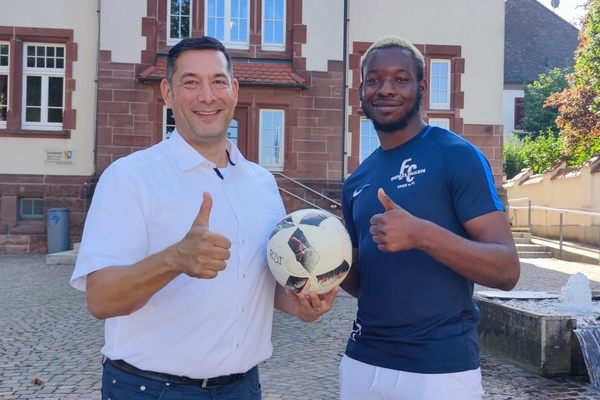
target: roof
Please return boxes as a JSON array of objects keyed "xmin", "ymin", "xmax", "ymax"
[
  {"xmin": 137, "ymin": 54, "xmax": 308, "ymax": 88},
  {"xmin": 504, "ymin": 0, "xmax": 580, "ymax": 84}
]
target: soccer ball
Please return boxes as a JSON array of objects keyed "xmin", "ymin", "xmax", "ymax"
[{"xmin": 266, "ymin": 208, "xmax": 352, "ymax": 294}]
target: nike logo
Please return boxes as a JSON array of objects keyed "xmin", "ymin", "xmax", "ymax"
[{"xmin": 353, "ymin": 184, "xmax": 370, "ymax": 198}]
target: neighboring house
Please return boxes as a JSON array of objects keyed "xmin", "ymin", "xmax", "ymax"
[
  {"xmin": 503, "ymin": 0, "xmax": 580, "ymax": 137},
  {"xmin": 0, "ymin": 0, "xmax": 506, "ymax": 253}
]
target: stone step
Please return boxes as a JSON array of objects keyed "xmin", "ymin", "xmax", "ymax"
[
  {"xmin": 513, "ymin": 237, "xmax": 531, "ymax": 244},
  {"xmin": 45, "ymin": 243, "xmax": 79, "ymax": 265},
  {"xmin": 511, "ymin": 230, "xmax": 553, "ymax": 258},
  {"xmin": 518, "ymin": 250, "xmax": 553, "ymax": 258}
]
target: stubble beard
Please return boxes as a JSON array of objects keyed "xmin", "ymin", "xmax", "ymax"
[{"xmin": 363, "ymin": 91, "xmax": 422, "ymax": 133}]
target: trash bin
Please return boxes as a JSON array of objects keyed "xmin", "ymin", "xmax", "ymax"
[{"xmin": 47, "ymin": 208, "xmax": 70, "ymax": 254}]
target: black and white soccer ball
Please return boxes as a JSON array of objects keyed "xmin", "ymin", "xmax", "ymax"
[{"xmin": 267, "ymin": 209, "xmax": 352, "ymax": 294}]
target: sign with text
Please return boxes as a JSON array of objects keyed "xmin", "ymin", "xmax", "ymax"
[{"xmin": 45, "ymin": 149, "xmax": 74, "ymax": 166}]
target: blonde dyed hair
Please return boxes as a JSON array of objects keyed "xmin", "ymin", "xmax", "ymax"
[{"xmin": 360, "ymin": 35, "xmax": 425, "ymax": 81}]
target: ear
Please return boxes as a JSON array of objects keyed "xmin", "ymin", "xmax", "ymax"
[
  {"xmin": 160, "ymin": 78, "xmax": 173, "ymax": 107},
  {"xmin": 418, "ymin": 78, "xmax": 428, "ymax": 99},
  {"xmin": 232, "ymin": 78, "xmax": 240, "ymax": 104}
]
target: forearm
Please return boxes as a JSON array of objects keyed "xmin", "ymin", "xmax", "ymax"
[
  {"xmin": 86, "ymin": 247, "xmax": 180, "ymax": 319},
  {"xmin": 274, "ymin": 283, "xmax": 337, "ymax": 322},
  {"xmin": 415, "ymin": 220, "xmax": 519, "ymax": 290},
  {"xmin": 274, "ymin": 284, "xmax": 296, "ymax": 316}
]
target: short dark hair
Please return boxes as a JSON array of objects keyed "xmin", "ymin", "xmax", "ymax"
[
  {"xmin": 166, "ymin": 36, "xmax": 234, "ymax": 83},
  {"xmin": 361, "ymin": 35, "xmax": 425, "ymax": 82}
]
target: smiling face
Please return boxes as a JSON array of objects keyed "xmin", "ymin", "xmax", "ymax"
[
  {"xmin": 161, "ymin": 49, "xmax": 239, "ymax": 151},
  {"xmin": 360, "ymin": 47, "xmax": 426, "ymax": 141}
]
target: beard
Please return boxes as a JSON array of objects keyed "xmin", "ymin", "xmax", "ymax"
[{"xmin": 363, "ymin": 91, "xmax": 422, "ymax": 133}]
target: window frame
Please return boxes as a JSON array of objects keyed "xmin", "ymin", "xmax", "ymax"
[
  {"xmin": 0, "ymin": 41, "xmax": 9, "ymax": 129},
  {"xmin": 19, "ymin": 197, "xmax": 44, "ymax": 221},
  {"xmin": 359, "ymin": 118, "xmax": 380, "ymax": 164},
  {"xmin": 428, "ymin": 118, "xmax": 450, "ymax": 130},
  {"xmin": 167, "ymin": 0, "xmax": 192, "ymax": 45},
  {"xmin": 205, "ymin": 0, "xmax": 250, "ymax": 50},
  {"xmin": 429, "ymin": 59, "xmax": 451, "ymax": 110},
  {"xmin": 227, "ymin": 118, "xmax": 239, "ymax": 147},
  {"xmin": 21, "ymin": 42, "xmax": 66, "ymax": 131},
  {"xmin": 258, "ymin": 109, "xmax": 284, "ymax": 171},
  {"xmin": 261, "ymin": 0, "xmax": 286, "ymax": 51},
  {"xmin": 163, "ymin": 106, "xmax": 176, "ymax": 140},
  {"xmin": 514, "ymin": 97, "xmax": 525, "ymax": 130}
]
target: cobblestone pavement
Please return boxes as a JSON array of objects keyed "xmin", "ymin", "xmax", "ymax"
[{"xmin": 0, "ymin": 254, "xmax": 599, "ymax": 399}]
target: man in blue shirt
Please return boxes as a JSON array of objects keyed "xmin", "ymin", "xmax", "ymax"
[{"xmin": 340, "ymin": 35, "xmax": 520, "ymax": 400}]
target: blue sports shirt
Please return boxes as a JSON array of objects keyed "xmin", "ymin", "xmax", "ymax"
[{"xmin": 341, "ymin": 125, "xmax": 504, "ymax": 374}]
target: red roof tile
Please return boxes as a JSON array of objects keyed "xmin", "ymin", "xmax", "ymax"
[{"xmin": 137, "ymin": 55, "xmax": 308, "ymax": 88}]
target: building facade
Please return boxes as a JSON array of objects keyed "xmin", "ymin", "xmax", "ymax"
[{"xmin": 0, "ymin": 0, "xmax": 505, "ymax": 253}]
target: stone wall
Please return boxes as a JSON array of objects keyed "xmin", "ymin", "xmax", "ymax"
[{"xmin": 504, "ymin": 155, "xmax": 600, "ymax": 246}]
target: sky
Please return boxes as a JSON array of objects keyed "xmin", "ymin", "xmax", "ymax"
[{"xmin": 538, "ymin": 0, "xmax": 588, "ymax": 27}]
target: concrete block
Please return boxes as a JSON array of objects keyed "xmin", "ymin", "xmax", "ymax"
[{"xmin": 475, "ymin": 295, "xmax": 587, "ymax": 377}]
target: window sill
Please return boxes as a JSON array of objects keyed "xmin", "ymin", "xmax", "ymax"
[{"xmin": 0, "ymin": 129, "xmax": 71, "ymax": 139}]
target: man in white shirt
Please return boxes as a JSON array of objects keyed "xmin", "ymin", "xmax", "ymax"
[{"xmin": 70, "ymin": 36, "xmax": 338, "ymax": 400}]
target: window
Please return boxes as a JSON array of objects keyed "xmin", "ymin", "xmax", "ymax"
[
  {"xmin": 429, "ymin": 59, "xmax": 451, "ymax": 110},
  {"xmin": 259, "ymin": 109, "xmax": 284, "ymax": 170},
  {"xmin": 22, "ymin": 43, "xmax": 65, "ymax": 131},
  {"xmin": 227, "ymin": 119, "xmax": 238, "ymax": 147},
  {"xmin": 514, "ymin": 97, "xmax": 525, "ymax": 130},
  {"xmin": 428, "ymin": 118, "xmax": 450, "ymax": 130},
  {"xmin": 0, "ymin": 42, "xmax": 9, "ymax": 128},
  {"xmin": 360, "ymin": 118, "xmax": 380, "ymax": 163},
  {"xmin": 206, "ymin": 0, "xmax": 249, "ymax": 49},
  {"xmin": 168, "ymin": 0, "xmax": 192, "ymax": 45},
  {"xmin": 262, "ymin": 0, "xmax": 286, "ymax": 51},
  {"xmin": 19, "ymin": 198, "xmax": 44, "ymax": 221},
  {"xmin": 163, "ymin": 107, "xmax": 176, "ymax": 140}
]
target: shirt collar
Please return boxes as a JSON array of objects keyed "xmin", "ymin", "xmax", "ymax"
[{"xmin": 167, "ymin": 130, "xmax": 240, "ymax": 172}]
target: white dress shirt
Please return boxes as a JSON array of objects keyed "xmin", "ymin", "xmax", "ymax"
[{"xmin": 71, "ymin": 131, "xmax": 286, "ymax": 378}]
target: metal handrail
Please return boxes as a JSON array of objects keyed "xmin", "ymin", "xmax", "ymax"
[
  {"xmin": 507, "ymin": 197, "xmax": 600, "ymax": 259},
  {"xmin": 273, "ymin": 172, "xmax": 342, "ymax": 208}
]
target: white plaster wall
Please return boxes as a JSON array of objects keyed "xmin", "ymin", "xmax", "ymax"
[
  {"xmin": 301, "ymin": 1, "xmax": 344, "ymax": 72},
  {"xmin": 0, "ymin": 0, "xmax": 99, "ymax": 176},
  {"xmin": 99, "ymin": 0, "xmax": 147, "ymax": 64},
  {"xmin": 347, "ymin": 0, "xmax": 505, "ymax": 126},
  {"xmin": 503, "ymin": 88, "xmax": 524, "ymax": 137}
]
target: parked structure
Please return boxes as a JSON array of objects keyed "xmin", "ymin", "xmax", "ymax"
[{"xmin": 0, "ymin": 0, "xmax": 506, "ymax": 253}]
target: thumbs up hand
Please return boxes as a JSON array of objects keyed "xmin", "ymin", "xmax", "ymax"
[
  {"xmin": 173, "ymin": 192, "xmax": 232, "ymax": 278},
  {"xmin": 370, "ymin": 188, "xmax": 419, "ymax": 253}
]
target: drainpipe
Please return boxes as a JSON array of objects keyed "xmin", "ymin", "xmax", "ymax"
[
  {"xmin": 93, "ymin": 0, "xmax": 101, "ymax": 180},
  {"xmin": 341, "ymin": 0, "xmax": 349, "ymax": 182},
  {"xmin": 83, "ymin": 0, "xmax": 102, "ymax": 217}
]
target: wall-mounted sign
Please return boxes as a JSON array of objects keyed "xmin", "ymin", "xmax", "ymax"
[{"xmin": 45, "ymin": 149, "xmax": 74, "ymax": 166}]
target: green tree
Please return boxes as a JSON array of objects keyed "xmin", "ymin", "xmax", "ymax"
[
  {"xmin": 521, "ymin": 130, "xmax": 564, "ymax": 174},
  {"xmin": 546, "ymin": 0, "xmax": 600, "ymax": 165},
  {"xmin": 503, "ymin": 131, "xmax": 564, "ymax": 180},
  {"xmin": 503, "ymin": 136, "xmax": 526, "ymax": 179},
  {"xmin": 518, "ymin": 67, "xmax": 571, "ymax": 140}
]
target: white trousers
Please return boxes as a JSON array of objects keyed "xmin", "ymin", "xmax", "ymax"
[{"xmin": 339, "ymin": 354, "xmax": 484, "ymax": 400}]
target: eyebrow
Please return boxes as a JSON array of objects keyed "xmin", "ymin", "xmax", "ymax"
[{"xmin": 179, "ymin": 71, "xmax": 230, "ymax": 81}]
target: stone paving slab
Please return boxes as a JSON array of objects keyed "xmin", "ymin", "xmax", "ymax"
[{"xmin": 0, "ymin": 254, "xmax": 599, "ymax": 399}]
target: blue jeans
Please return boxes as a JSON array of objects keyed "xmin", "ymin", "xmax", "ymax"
[{"xmin": 101, "ymin": 360, "xmax": 262, "ymax": 400}]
